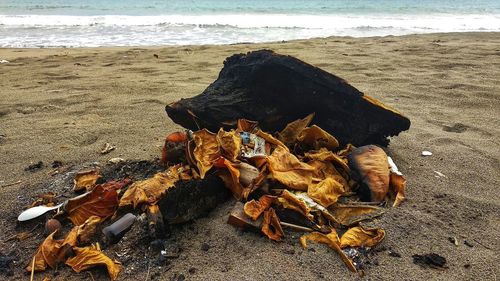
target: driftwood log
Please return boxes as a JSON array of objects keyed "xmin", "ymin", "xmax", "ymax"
[{"xmin": 166, "ymin": 50, "xmax": 410, "ymax": 146}]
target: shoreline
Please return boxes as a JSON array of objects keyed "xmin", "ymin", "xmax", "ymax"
[
  {"xmin": 0, "ymin": 32, "xmax": 499, "ymax": 280},
  {"xmin": 1, "ymin": 31, "xmax": 500, "ymax": 50}
]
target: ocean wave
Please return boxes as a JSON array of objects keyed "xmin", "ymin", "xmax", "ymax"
[
  {"xmin": 0, "ymin": 13, "xmax": 499, "ymax": 47},
  {"xmin": 1, "ymin": 14, "xmax": 500, "ymax": 30}
]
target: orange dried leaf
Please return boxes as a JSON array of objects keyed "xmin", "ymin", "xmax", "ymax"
[
  {"xmin": 244, "ymin": 195, "xmax": 276, "ymax": 221},
  {"xmin": 308, "ymin": 160, "xmax": 350, "ymax": 192},
  {"xmin": 119, "ymin": 165, "xmax": 187, "ymax": 208},
  {"xmin": 305, "ymin": 148, "xmax": 350, "ymax": 174},
  {"xmin": 277, "ymin": 113, "xmax": 315, "ymax": 147},
  {"xmin": 66, "ymin": 244, "xmax": 121, "ymax": 281},
  {"xmin": 348, "ymin": 145, "xmax": 390, "ymax": 202},
  {"xmin": 26, "ymin": 232, "xmax": 63, "ymax": 272},
  {"xmin": 237, "ymin": 119, "xmax": 259, "ymax": 132},
  {"xmin": 277, "ymin": 190, "xmax": 314, "ymax": 221},
  {"xmin": 390, "ymin": 172, "xmax": 406, "ymax": 207},
  {"xmin": 307, "ymin": 177, "xmax": 345, "ymax": 208},
  {"xmin": 261, "ymin": 208, "xmax": 284, "ymax": 241},
  {"xmin": 216, "ymin": 129, "xmax": 241, "ymax": 161},
  {"xmin": 299, "ymin": 231, "xmax": 357, "ymax": 272},
  {"xmin": 339, "ymin": 226, "xmax": 385, "ymax": 248},
  {"xmin": 192, "ymin": 129, "xmax": 220, "ymax": 178},
  {"xmin": 267, "ymin": 146, "xmax": 314, "ymax": 191},
  {"xmin": 255, "ymin": 129, "xmax": 289, "ymax": 151},
  {"xmin": 74, "ymin": 169, "xmax": 101, "ymax": 192},
  {"xmin": 66, "ymin": 183, "xmax": 120, "ymax": 225},
  {"xmin": 297, "ymin": 125, "xmax": 339, "ymax": 150},
  {"xmin": 330, "ymin": 205, "xmax": 384, "ymax": 226}
]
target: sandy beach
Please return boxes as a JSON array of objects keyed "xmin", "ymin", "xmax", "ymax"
[{"xmin": 0, "ymin": 32, "xmax": 499, "ymax": 280}]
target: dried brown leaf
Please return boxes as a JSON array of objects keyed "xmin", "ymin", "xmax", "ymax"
[
  {"xmin": 267, "ymin": 146, "xmax": 314, "ymax": 191},
  {"xmin": 66, "ymin": 244, "xmax": 121, "ymax": 280},
  {"xmin": 192, "ymin": 129, "xmax": 220, "ymax": 178},
  {"xmin": 244, "ymin": 195, "xmax": 276, "ymax": 221},
  {"xmin": 277, "ymin": 113, "xmax": 315, "ymax": 146},
  {"xmin": 307, "ymin": 177, "xmax": 345, "ymax": 208},
  {"xmin": 261, "ymin": 208, "xmax": 284, "ymax": 241},
  {"xmin": 73, "ymin": 169, "xmax": 101, "ymax": 192},
  {"xmin": 297, "ymin": 125, "xmax": 339, "ymax": 150},
  {"xmin": 339, "ymin": 226, "xmax": 385, "ymax": 248}
]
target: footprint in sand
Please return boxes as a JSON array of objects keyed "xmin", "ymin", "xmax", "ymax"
[{"xmin": 442, "ymin": 123, "xmax": 468, "ymax": 133}]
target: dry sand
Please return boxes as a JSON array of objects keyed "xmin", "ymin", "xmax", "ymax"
[{"xmin": 0, "ymin": 32, "xmax": 499, "ymax": 280}]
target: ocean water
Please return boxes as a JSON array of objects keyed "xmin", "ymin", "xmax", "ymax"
[{"xmin": 0, "ymin": 0, "xmax": 499, "ymax": 47}]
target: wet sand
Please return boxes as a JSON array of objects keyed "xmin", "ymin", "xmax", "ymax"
[{"xmin": 0, "ymin": 32, "xmax": 499, "ymax": 280}]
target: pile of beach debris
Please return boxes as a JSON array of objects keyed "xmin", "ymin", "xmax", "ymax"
[{"xmin": 17, "ymin": 50, "xmax": 410, "ymax": 280}]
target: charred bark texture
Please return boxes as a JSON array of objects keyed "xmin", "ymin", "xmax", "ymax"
[
  {"xmin": 158, "ymin": 175, "xmax": 230, "ymax": 225},
  {"xmin": 166, "ymin": 50, "xmax": 410, "ymax": 146}
]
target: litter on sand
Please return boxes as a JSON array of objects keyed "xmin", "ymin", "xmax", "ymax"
[{"xmin": 15, "ymin": 50, "xmax": 411, "ymax": 280}]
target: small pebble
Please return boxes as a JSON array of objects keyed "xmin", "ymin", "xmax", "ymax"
[
  {"xmin": 45, "ymin": 219, "xmax": 61, "ymax": 235},
  {"xmin": 201, "ymin": 243, "xmax": 210, "ymax": 251}
]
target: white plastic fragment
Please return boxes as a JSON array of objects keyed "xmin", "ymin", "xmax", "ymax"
[
  {"xmin": 387, "ymin": 156, "xmax": 403, "ymax": 175},
  {"xmin": 421, "ymin": 151, "xmax": 433, "ymax": 156},
  {"xmin": 0, "ymin": 59, "xmax": 9, "ymax": 64},
  {"xmin": 108, "ymin": 157, "xmax": 125, "ymax": 164},
  {"xmin": 434, "ymin": 171, "xmax": 446, "ymax": 178}
]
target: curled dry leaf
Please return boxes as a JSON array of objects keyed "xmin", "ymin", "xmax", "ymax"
[
  {"xmin": 119, "ymin": 165, "xmax": 189, "ymax": 208},
  {"xmin": 66, "ymin": 181, "xmax": 125, "ymax": 225},
  {"xmin": 267, "ymin": 146, "xmax": 315, "ymax": 191},
  {"xmin": 237, "ymin": 119, "xmax": 259, "ymax": 133},
  {"xmin": 308, "ymin": 160, "xmax": 350, "ymax": 192},
  {"xmin": 73, "ymin": 169, "xmax": 101, "ymax": 192},
  {"xmin": 305, "ymin": 148, "xmax": 350, "ymax": 175},
  {"xmin": 261, "ymin": 208, "xmax": 284, "ymax": 241},
  {"xmin": 297, "ymin": 125, "xmax": 339, "ymax": 150},
  {"xmin": 30, "ymin": 192, "xmax": 56, "ymax": 207},
  {"xmin": 244, "ymin": 195, "xmax": 276, "ymax": 221},
  {"xmin": 66, "ymin": 244, "xmax": 121, "ymax": 281},
  {"xmin": 254, "ymin": 129, "xmax": 289, "ymax": 152},
  {"xmin": 307, "ymin": 177, "xmax": 345, "ymax": 208},
  {"xmin": 348, "ymin": 145, "xmax": 389, "ymax": 202},
  {"xmin": 277, "ymin": 113, "xmax": 315, "ymax": 147},
  {"xmin": 26, "ymin": 232, "xmax": 62, "ymax": 272},
  {"xmin": 299, "ymin": 231, "xmax": 357, "ymax": 272},
  {"xmin": 277, "ymin": 190, "xmax": 314, "ymax": 221},
  {"xmin": 192, "ymin": 129, "xmax": 220, "ymax": 179},
  {"xmin": 216, "ymin": 129, "xmax": 241, "ymax": 162},
  {"xmin": 390, "ymin": 172, "xmax": 406, "ymax": 207},
  {"xmin": 339, "ymin": 226, "xmax": 385, "ymax": 248},
  {"xmin": 330, "ymin": 205, "xmax": 384, "ymax": 226}
]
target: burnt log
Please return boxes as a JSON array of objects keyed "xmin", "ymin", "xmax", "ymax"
[
  {"xmin": 157, "ymin": 174, "xmax": 230, "ymax": 225},
  {"xmin": 166, "ymin": 50, "xmax": 410, "ymax": 146}
]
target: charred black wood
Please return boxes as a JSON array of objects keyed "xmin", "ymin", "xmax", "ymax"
[
  {"xmin": 166, "ymin": 50, "xmax": 410, "ymax": 146},
  {"xmin": 158, "ymin": 174, "xmax": 230, "ymax": 225}
]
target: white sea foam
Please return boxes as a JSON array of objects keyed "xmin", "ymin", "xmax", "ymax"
[{"xmin": 0, "ymin": 13, "xmax": 499, "ymax": 47}]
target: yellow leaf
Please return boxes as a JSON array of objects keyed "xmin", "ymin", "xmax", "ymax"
[
  {"xmin": 277, "ymin": 113, "xmax": 315, "ymax": 146},
  {"xmin": 339, "ymin": 226, "xmax": 385, "ymax": 248},
  {"xmin": 26, "ymin": 232, "xmax": 63, "ymax": 272},
  {"xmin": 216, "ymin": 129, "xmax": 242, "ymax": 161},
  {"xmin": 330, "ymin": 205, "xmax": 384, "ymax": 226},
  {"xmin": 66, "ymin": 244, "xmax": 121, "ymax": 281},
  {"xmin": 267, "ymin": 146, "xmax": 315, "ymax": 191},
  {"xmin": 307, "ymin": 177, "xmax": 345, "ymax": 207},
  {"xmin": 305, "ymin": 148, "xmax": 350, "ymax": 175},
  {"xmin": 73, "ymin": 169, "xmax": 101, "ymax": 192},
  {"xmin": 255, "ymin": 129, "xmax": 289, "ymax": 151},
  {"xmin": 277, "ymin": 190, "xmax": 314, "ymax": 221},
  {"xmin": 299, "ymin": 231, "xmax": 357, "ymax": 272},
  {"xmin": 119, "ymin": 165, "xmax": 188, "ymax": 208},
  {"xmin": 297, "ymin": 125, "xmax": 339, "ymax": 150},
  {"xmin": 261, "ymin": 208, "xmax": 284, "ymax": 241},
  {"xmin": 307, "ymin": 160, "xmax": 350, "ymax": 192},
  {"xmin": 192, "ymin": 129, "xmax": 220, "ymax": 178},
  {"xmin": 244, "ymin": 195, "xmax": 276, "ymax": 221}
]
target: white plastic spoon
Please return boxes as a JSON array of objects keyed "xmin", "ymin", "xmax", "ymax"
[
  {"xmin": 17, "ymin": 191, "xmax": 90, "ymax": 222},
  {"xmin": 17, "ymin": 203, "xmax": 64, "ymax": 221}
]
